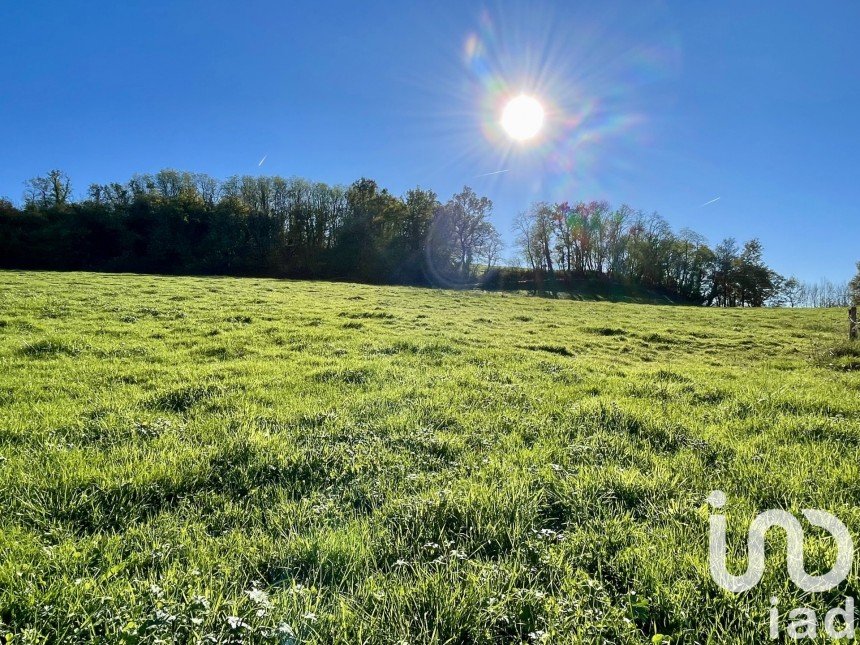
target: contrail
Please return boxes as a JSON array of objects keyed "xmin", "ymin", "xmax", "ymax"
[
  {"xmin": 700, "ymin": 196, "xmax": 720, "ymax": 207},
  {"xmin": 258, "ymin": 155, "xmax": 267, "ymax": 167},
  {"xmin": 474, "ymin": 169, "xmax": 509, "ymax": 178}
]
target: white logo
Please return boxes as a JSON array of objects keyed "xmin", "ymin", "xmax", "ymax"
[
  {"xmin": 708, "ymin": 490, "xmax": 853, "ymax": 593},
  {"xmin": 707, "ymin": 490, "xmax": 856, "ymax": 640}
]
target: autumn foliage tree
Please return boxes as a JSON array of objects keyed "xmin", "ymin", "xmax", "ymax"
[{"xmin": 513, "ymin": 200, "xmax": 785, "ymax": 307}]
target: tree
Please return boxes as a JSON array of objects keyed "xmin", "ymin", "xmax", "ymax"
[
  {"xmin": 735, "ymin": 239, "xmax": 776, "ymax": 307},
  {"xmin": 565, "ymin": 200, "xmax": 611, "ymax": 274},
  {"xmin": 480, "ymin": 227, "xmax": 503, "ymax": 273},
  {"xmin": 668, "ymin": 228, "xmax": 713, "ymax": 302},
  {"xmin": 513, "ymin": 210, "xmax": 543, "ymax": 272},
  {"xmin": 706, "ymin": 238, "xmax": 739, "ymax": 306},
  {"xmin": 782, "ymin": 276, "xmax": 804, "ymax": 307},
  {"xmin": 338, "ymin": 178, "xmax": 388, "ymax": 281},
  {"xmin": 402, "ymin": 188, "xmax": 437, "ymax": 252},
  {"xmin": 531, "ymin": 202, "xmax": 555, "ymax": 274},
  {"xmin": 627, "ymin": 212, "xmax": 673, "ymax": 287},
  {"xmin": 552, "ymin": 202, "xmax": 574, "ymax": 272},
  {"xmin": 850, "ymin": 262, "xmax": 860, "ymax": 306},
  {"xmin": 605, "ymin": 205, "xmax": 632, "ymax": 278},
  {"xmin": 435, "ymin": 186, "xmax": 497, "ymax": 281},
  {"xmin": 24, "ymin": 170, "xmax": 72, "ymax": 208},
  {"xmin": 514, "ymin": 203, "xmax": 558, "ymax": 274}
]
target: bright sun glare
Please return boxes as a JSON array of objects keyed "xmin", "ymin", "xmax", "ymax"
[{"xmin": 500, "ymin": 94, "xmax": 545, "ymax": 141}]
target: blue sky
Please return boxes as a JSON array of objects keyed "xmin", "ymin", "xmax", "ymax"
[{"xmin": 1, "ymin": 1, "xmax": 857, "ymax": 282}]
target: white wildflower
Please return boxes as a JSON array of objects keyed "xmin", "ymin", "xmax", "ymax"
[
  {"xmin": 226, "ymin": 616, "xmax": 249, "ymax": 631},
  {"xmin": 245, "ymin": 587, "xmax": 271, "ymax": 607}
]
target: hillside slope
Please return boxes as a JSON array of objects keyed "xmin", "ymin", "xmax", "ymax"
[{"xmin": 0, "ymin": 271, "xmax": 857, "ymax": 643}]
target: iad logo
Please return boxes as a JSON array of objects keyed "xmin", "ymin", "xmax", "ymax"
[
  {"xmin": 707, "ymin": 490, "xmax": 856, "ymax": 639},
  {"xmin": 707, "ymin": 490, "xmax": 853, "ymax": 592}
]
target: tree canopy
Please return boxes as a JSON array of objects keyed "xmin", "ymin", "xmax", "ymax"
[
  {"xmin": 850, "ymin": 262, "xmax": 860, "ymax": 306},
  {"xmin": 0, "ymin": 169, "xmax": 849, "ymax": 307},
  {"xmin": 0, "ymin": 170, "xmax": 497, "ymax": 289},
  {"xmin": 510, "ymin": 200, "xmax": 799, "ymax": 307}
]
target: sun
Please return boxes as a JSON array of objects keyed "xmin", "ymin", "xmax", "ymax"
[{"xmin": 500, "ymin": 94, "xmax": 545, "ymax": 141}]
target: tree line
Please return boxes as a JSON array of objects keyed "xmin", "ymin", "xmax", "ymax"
[
  {"xmin": 776, "ymin": 276, "xmax": 855, "ymax": 308},
  {"xmin": 0, "ymin": 169, "xmax": 500, "ymax": 288},
  {"xmin": 1, "ymin": 169, "xmax": 856, "ymax": 307},
  {"xmin": 512, "ymin": 200, "xmax": 813, "ymax": 307}
]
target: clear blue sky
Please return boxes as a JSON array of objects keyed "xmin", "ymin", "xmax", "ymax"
[{"xmin": 1, "ymin": 1, "xmax": 857, "ymax": 282}]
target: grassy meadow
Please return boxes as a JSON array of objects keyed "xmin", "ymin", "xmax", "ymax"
[{"xmin": 1, "ymin": 270, "xmax": 859, "ymax": 643}]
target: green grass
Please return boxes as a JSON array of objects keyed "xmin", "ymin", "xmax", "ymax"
[{"xmin": 0, "ymin": 270, "xmax": 858, "ymax": 643}]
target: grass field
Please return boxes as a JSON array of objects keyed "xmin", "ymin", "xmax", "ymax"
[{"xmin": 1, "ymin": 271, "xmax": 858, "ymax": 643}]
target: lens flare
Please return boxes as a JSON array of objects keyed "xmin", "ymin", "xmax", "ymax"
[
  {"xmin": 500, "ymin": 95, "xmax": 544, "ymax": 141},
  {"xmin": 398, "ymin": 4, "xmax": 682, "ymax": 202},
  {"xmin": 453, "ymin": 4, "xmax": 681, "ymax": 197}
]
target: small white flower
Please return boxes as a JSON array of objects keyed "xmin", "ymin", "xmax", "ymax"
[
  {"xmin": 192, "ymin": 594, "xmax": 210, "ymax": 610},
  {"xmin": 245, "ymin": 587, "xmax": 271, "ymax": 607},
  {"xmin": 303, "ymin": 612, "xmax": 318, "ymax": 623},
  {"xmin": 226, "ymin": 616, "xmax": 249, "ymax": 631}
]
